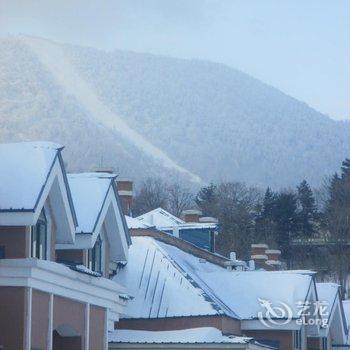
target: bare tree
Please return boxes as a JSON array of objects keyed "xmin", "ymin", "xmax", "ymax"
[
  {"xmin": 167, "ymin": 182, "xmax": 194, "ymax": 217},
  {"xmin": 132, "ymin": 178, "xmax": 168, "ymax": 216}
]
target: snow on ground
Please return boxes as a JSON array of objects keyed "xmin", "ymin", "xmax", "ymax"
[
  {"xmin": 0, "ymin": 141, "xmax": 60, "ymax": 210},
  {"xmin": 109, "ymin": 327, "xmax": 251, "ymax": 344},
  {"xmin": 68, "ymin": 173, "xmax": 113, "ymax": 233},
  {"xmin": 23, "ymin": 36, "xmax": 202, "ymax": 184}
]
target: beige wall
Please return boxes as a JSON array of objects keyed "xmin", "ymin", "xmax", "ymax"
[
  {"xmin": 0, "ymin": 287, "xmax": 26, "ymax": 349},
  {"xmin": 31, "ymin": 290, "xmax": 50, "ymax": 350},
  {"xmin": 245, "ymin": 330, "xmax": 293, "ymax": 350},
  {"xmin": 0, "ymin": 226, "xmax": 29, "ymax": 258},
  {"xmin": 53, "ymin": 296, "xmax": 85, "ymax": 342},
  {"xmin": 90, "ymin": 305, "xmax": 106, "ymax": 350}
]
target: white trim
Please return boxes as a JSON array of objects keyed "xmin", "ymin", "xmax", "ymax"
[
  {"xmin": 241, "ymin": 319, "xmax": 301, "ymax": 331},
  {"xmin": 85, "ymin": 303, "xmax": 90, "ymax": 350},
  {"xmin": 117, "ymin": 190, "xmax": 133, "ymax": 196},
  {"xmin": 104, "ymin": 308, "xmax": 108, "ymax": 350},
  {"xmin": 251, "ymin": 254, "xmax": 268, "ymax": 260},
  {"xmin": 47, "ymin": 293, "xmax": 53, "ymax": 350},
  {"xmin": 25, "ymin": 287, "xmax": 32, "ymax": 350},
  {"xmin": 0, "ymin": 258, "xmax": 127, "ymax": 325},
  {"xmin": 251, "ymin": 244, "xmax": 268, "ymax": 249},
  {"xmin": 57, "ymin": 186, "xmax": 129, "ymax": 262}
]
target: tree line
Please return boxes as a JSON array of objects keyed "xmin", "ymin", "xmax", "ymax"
[{"xmin": 132, "ymin": 158, "xmax": 350, "ymax": 295}]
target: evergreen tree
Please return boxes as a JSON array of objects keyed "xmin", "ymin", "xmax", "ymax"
[
  {"xmin": 325, "ymin": 159, "xmax": 350, "ymax": 295},
  {"xmin": 255, "ymin": 187, "xmax": 278, "ymax": 245},
  {"xmin": 274, "ymin": 191, "xmax": 298, "ymax": 267},
  {"xmin": 297, "ymin": 180, "xmax": 316, "ymax": 237},
  {"xmin": 195, "ymin": 182, "xmax": 218, "ymax": 217}
]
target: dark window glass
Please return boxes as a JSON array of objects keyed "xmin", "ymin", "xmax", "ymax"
[
  {"xmin": 88, "ymin": 235, "xmax": 102, "ymax": 273},
  {"xmin": 0, "ymin": 246, "xmax": 5, "ymax": 259},
  {"xmin": 31, "ymin": 209, "xmax": 47, "ymax": 260}
]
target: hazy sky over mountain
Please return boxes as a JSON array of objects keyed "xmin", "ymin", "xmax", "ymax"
[{"xmin": 0, "ymin": 0, "xmax": 349, "ymax": 120}]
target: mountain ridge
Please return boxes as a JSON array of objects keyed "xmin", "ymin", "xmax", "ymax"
[{"xmin": 0, "ymin": 36, "xmax": 349, "ymax": 188}]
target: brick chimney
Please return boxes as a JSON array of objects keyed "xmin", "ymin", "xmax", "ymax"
[
  {"xmin": 116, "ymin": 178, "xmax": 133, "ymax": 216},
  {"xmin": 198, "ymin": 216, "xmax": 218, "ymax": 224},
  {"xmin": 265, "ymin": 249, "xmax": 282, "ymax": 271},
  {"xmin": 250, "ymin": 244, "xmax": 282, "ymax": 271},
  {"xmin": 181, "ymin": 209, "xmax": 203, "ymax": 223}
]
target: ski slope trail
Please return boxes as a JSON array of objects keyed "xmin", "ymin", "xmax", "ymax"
[{"xmin": 24, "ymin": 37, "xmax": 203, "ymax": 184}]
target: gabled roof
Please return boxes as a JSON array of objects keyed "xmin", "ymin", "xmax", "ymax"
[
  {"xmin": 61, "ymin": 173, "xmax": 131, "ymax": 259},
  {"xmin": 316, "ymin": 283, "xmax": 348, "ymax": 344},
  {"xmin": 136, "ymin": 208, "xmax": 185, "ymax": 227},
  {"xmin": 68, "ymin": 173, "xmax": 113, "ymax": 234},
  {"xmin": 0, "ymin": 141, "xmax": 77, "ymax": 242}
]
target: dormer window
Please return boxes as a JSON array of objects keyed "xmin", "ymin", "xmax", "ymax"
[
  {"xmin": 31, "ymin": 209, "xmax": 47, "ymax": 260},
  {"xmin": 88, "ymin": 235, "xmax": 102, "ymax": 273}
]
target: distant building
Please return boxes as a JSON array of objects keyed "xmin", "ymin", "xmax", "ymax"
[{"xmin": 134, "ymin": 208, "xmax": 219, "ymax": 252}]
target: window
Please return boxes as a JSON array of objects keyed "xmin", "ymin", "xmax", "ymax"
[
  {"xmin": 0, "ymin": 246, "xmax": 5, "ymax": 259},
  {"xmin": 294, "ymin": 330, "xmax": 302, "ymax": 350},
  {"xmin": 322, "ymin": 337, "xmax": 328, "ymax": 350},
  {"xmin": 31, "ymin": 209, "xmax": 47, "ymax": 260},
  {"xmin": 88, "ymin": 235, "xmax": 102, "ymax": 273}
]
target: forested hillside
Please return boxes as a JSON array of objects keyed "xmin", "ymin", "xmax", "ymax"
[{"xmin": 1, "ymin": 36, "xmax": 349, "ymax": 187}]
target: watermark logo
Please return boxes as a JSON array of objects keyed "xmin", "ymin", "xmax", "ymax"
[
  {"xmin": 257, "ymin": 298, "xmax": 293, "ymax": 327},
  {"xmin": 257, "ymin": 299, "xmax": 329, "ymax": 328}
]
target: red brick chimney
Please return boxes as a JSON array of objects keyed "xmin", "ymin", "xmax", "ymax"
[
  {"xmin": 181, "ymin": 209, "xmax": 203, "ymax": 223},
  {"xmin": 116, "ymin": 178, "xmax": 133, "ymax": 216},
  {"xmin": 250, "ymin": 244, "xmax": 281, "ymax": 271}
]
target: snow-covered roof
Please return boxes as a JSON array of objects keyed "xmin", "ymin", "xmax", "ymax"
[
  {"xmin": 109, "ymin": 327, "xmax": 252, "ymax": 344},
  {"xmin": 316, "ymin": 283, "xmax": 339, "ymax": 322},
  {"xmin": 0, "ymin": 142, "xmax": 77, "ymax": 242},
  {"xmin": 343, "ymin": 300, "xmax": 350, "ymax": 327},
  {"xmin": 113, "ymin": 236, "xmax": 221, "ymax": 318},
  {"xmin": 0, "ymin": 141, "xmax": 62, "ymax": 211},
  {"xmin": 62, "ymin": 172, "xmax": 131, "ymax": 257},
  {"xmin": 68, "ymin": 173, "xmax": 114, "ymax": 234},
  {"xmin": 156, "ymin": 239, "xmax": 314, "ymax": 320},
  {"xmin": 114, "ymin": 236, "xmax": 315, "ymax": 321},
  {"xmin": 136, "ymin": 208, "xmax": 185, "ymax": 227},
  {"xmin": 125, "ymin": 215, "xmax": 150, "ymax": 229}
]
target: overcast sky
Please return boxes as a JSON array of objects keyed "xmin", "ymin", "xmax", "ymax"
[{"xmin": 0, "ymin": 0, "xmax": 349, "ymax": 120}]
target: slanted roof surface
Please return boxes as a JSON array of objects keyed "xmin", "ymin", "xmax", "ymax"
[
  {"xmin": 125, "ymin": 215, "xmax": 150, "ymax": 229},
  {"xmin": 343, "ymin": 300, "xmax": 350, "ymax": 326},
  {"xmin": 114, "ymin": 236, "xmax": 221, "ymax": 318},
  {"xmin": 115, "ymin": 236, "xmax": 314, "ymax": 320},
  {"xmin": 0, "ymin": 141, "xmax": 61, "ymax": 211},
  {"xmin": 68, "ymin": 173, "xmax": 113, "ymax": 233},
  {"xmin": 136, "ymin": 208, "xmax": 185, "ymax": 227},
  {"xmin": 109, "ymin": 327, "xmax": 252, "ymax": 344},
  {"xmin": 158, "ymin": 239, "xmax": 314, "ymax": 319},
  {"xmin": 316, "ymin": 282, "xmax": 339, "ymax": 322}
]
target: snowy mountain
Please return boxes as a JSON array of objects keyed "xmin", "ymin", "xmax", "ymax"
[{"xmin": 1, "ymin": 36, "xmax": 349, "ymax": 188}]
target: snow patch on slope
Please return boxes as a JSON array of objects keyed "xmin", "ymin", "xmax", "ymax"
[{"xmin": 23, "ymin": 36, "xmax": 202, "ymax": 184}]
